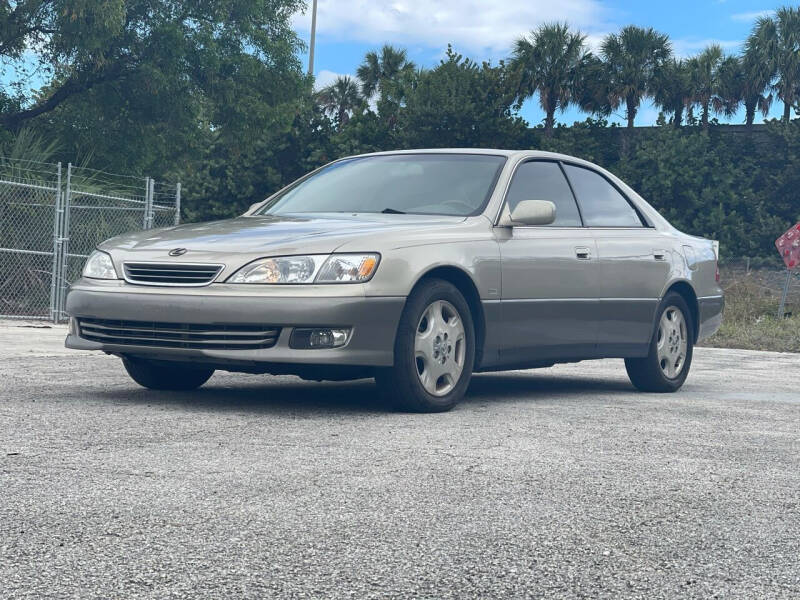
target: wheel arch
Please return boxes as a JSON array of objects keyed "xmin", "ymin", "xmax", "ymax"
[
  {"xmin": 410, "ymin": 265, "xmax": 487, "ymax": 369},
  {"xmin": 664, "ymin": 280, "xmax": 700, "ymax": 342}
]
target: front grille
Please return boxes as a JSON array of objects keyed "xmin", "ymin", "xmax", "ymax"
[
  {"xmin": 78, "ymin": 318, "xmax": 280, "ymax": 350},
  {"xmin": 123, "ymin": 262, "xmax": 223, "ymax": 286}
]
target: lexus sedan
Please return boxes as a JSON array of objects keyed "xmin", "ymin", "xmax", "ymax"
[{"xmin": 66, "ymin": 150, "xmax": 724, "ymax": 412}]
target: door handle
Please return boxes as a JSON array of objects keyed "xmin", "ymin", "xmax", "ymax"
[
  {"xmin": 575, "ymin": 246, "xmax": 591, "ymax": 260},
  {"xmin": 653, "ymin": 249, "xmax": 667, "ymax": 261}
]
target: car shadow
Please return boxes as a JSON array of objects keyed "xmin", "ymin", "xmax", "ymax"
[
  {"xmin": 466, "ymin": 372, "xmax": 634, "ymax": 403},
  {"xmin": 92, "ymin": 370, "xmax": 636, "ymax": 416}
]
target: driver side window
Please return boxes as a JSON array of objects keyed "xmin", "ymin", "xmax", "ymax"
[{"xmin": 505, "ymin": 161, "xmax": 582, "ymax": 226}]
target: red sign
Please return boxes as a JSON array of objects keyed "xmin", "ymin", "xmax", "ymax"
[{"xmin": 775, "ymin": 223, "xmax": 800, "ymax": 270}]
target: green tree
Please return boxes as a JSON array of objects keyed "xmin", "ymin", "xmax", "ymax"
[
  {"xmin": 316, "ymin": 76, "xmax": 364, "ymax": 127},
  {"xmin": 510, "ymin": 22, "xmax": 588, "ymax": 137},
  {"xmin": 356, "ymin": 45, "xmax": 416, "ymax": 104},
  {"xmin": 182, "ymin": 102, "xmax": 335, "ymax": 222},
  {"xmin": 688, "ymin": 44, "xmax": 727, "ymax": 129},
  {"xmin": 741, "ymin": 28, "xmax": 776, "ymax": 128},
  {"xmin": 652, "ymin": 59, "xmax": 692, "ymax": 128},
  {"xmin": 573, "ymin": 54, "xmax": 613, "ymax": 118},
  {"xmin": 0, "ymin": 0, "xmax": 306, "ymax": 176},
  {"xmin": 601, "ymin": 25, "xmax": 672, "ymax": 128},
  {"xmin": 397, "ymin": 47, "xmax": 527, "ymax": 149},
  {"xmin": 716, "ymin": 56, "xmax": 745, "ymax": 118},
  {"xmin": 750, "ymin": 8, "xmax": 800, "ymax": 122}
]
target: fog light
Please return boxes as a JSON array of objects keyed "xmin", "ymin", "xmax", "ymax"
[
  {"xmin": 290, "ymin": 328, "xmax": 351, "ymax": 349},
  {"xmin": 69, "ymin": 317, "xmax": 78, "ymax": 335}
]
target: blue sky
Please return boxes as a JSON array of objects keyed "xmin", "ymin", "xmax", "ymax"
[{"xmin": 293, "ymin": 0, "xmax": 785, "ymax": 126}]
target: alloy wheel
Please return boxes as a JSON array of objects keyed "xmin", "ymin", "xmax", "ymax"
[
  {"xmin": 657, "ymin": 306, "xmax": 688, "ymax": 379},
  {"xmin": 414, "ymin": 300, "xmax": 466, "ymax": 396}
]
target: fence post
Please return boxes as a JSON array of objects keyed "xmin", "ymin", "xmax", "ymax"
[
  {"xmin": 49, "ymin": 162, "xmax": 62, "ymax": 323},
  {"xmin": 143, "ymin": 177, "xmax": 151, "ymax": 229},
  {"xmin": 149, "ymin": 178, "xmax": 155, "ymax": 229},
  {"xmin": 174, "ymin": 182, "xmax": 181, "ymax": 226},
  {"xmin": 56, "ymin": 163, "xmax": 73, "ymax": 321}
]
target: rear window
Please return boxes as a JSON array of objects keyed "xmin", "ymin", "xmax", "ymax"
[{"xmin": 563, "ymin": 164, "xmax": 643, "ymax": 227}]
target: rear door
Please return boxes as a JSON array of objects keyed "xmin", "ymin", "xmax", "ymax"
[
  {"xmin": 496, "ymin": 160, "xmax": 599, "ymax": 364},
  {"xmin": 562, "ymin": 163, "xmax": 671, "ymax": 357}
]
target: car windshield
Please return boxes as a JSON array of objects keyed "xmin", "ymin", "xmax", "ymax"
[{"xmin": 256, "ymin": 154, "xmax": 506, "ymax": 217}]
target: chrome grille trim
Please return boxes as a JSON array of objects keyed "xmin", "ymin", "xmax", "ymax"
[
  {"xmin": 122, "ymin": 262, "xmax": 224, "ymax": 287},
  {"xmin": 78, "ymin": 318, "xmax": 280, "ymax": 350}
]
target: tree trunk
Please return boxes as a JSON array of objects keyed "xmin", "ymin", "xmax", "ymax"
[
  {"xmin": 745, "ymin": 101, "xmax": 756, "ymax": 129},
  {"xmin": 544, "ymin": 109, "xmax": 555, "ymax": 138},
  {"xmin": 701, "ymin": 102, "xmax": 709, "ymax": 130},
  {"xmin": 626, "ymin": 96, "xmax": 637, "ymax": 129},
  {"xmin": 673, "ymin": 105, "xmax": 684, "ymax": 128},
  {"xmin": 784, "ymin": 100, "xmax": 792, "ymax": 122}
]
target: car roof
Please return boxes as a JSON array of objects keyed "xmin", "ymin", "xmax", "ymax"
[{"xmin": 344, "ymin": 148, "xmax": 591, "ymax": 163}]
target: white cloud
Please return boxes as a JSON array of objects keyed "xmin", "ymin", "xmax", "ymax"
[
  {"xmin": 294, "ymin": 0, "xmax": 611, "ymax": 54},
  {"xmin": 313, "ymin": 69, "xmax": 350, "ymax": 91},
  {"xmin": 731, "ymin": 10, "xmax": 773, "ymax": 23},
  {"xmin": 671, "ymin": 38, "xmax": 742, "ymax": 58}
]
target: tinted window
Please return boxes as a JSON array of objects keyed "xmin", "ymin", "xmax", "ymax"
[
  {"xmin": 258, "ymin": 154, "xmax": 506, "ymax": 216},
  {"xmin": 563, "ymin": 164, "xmax": 643, "ymax": 227},
  {"xmin": 505, "ymin": 161, "xmax": 582, "ymax": 226}
]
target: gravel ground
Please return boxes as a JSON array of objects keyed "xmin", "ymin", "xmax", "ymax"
[{"xmin": 1, "ymin": 321, "xmax": 799, "ymax": 599}]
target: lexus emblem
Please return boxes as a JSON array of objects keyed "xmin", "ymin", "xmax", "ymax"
[{"xmin": 168, "ymin": 248, "xmax": 188, "ymax": 257}]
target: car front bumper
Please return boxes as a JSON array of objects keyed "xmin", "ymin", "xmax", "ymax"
[{"xmin": 65, "ymin": 281, "xmax": 405, "ymax": 369}]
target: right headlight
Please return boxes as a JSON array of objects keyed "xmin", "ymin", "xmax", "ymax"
[
  {"xmin": 227, "ymin": 253, "xmax": 380, "ymax": 284},
  {"xmin": 316, "ymin": 254, "xmax": 380, "ymax": 283},
  {"xmin": 82, "ymin": 250, "xmax": 118, "ymax": 280}
]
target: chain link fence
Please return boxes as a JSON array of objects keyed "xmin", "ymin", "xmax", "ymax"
[{"xmin": 0, "ymin": 158, "xmax": 179, "ymax": 322}]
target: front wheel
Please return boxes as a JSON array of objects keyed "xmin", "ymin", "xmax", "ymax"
[
  {"xmin": 122, "ymin": 357, "xmax": 214, "ymax": 391},
  {"xmin": 625, "ymin": 292, "xmax": 694, "ymax": 393},
  {"xmin": 376, "ymin": 279, "xmax": 475, "ymax": 412}
]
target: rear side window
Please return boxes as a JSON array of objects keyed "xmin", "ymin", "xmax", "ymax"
[
  {"xmin": 505, "ymin": 161, "xmax": 582, "ymax": 226},
  {"xmin": 563, "ymin": 164, "xmax": 643, "ymax": 227}
]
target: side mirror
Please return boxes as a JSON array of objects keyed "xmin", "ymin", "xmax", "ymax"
[
  {"xmin": 500, "ymin": 200, "xmax": 556, "ymax": 226},
  {"xmin": 246, "ymin": 201, "xmax": 262, "ymax": 215}
]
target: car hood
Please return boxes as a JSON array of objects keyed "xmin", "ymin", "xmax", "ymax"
[{"xmin": 100, "ymin": 213, "xmax": 466, "ymax": 257}]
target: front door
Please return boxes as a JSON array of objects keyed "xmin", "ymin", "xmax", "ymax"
[{"xmin": 496, "ymin": 160, "xmax": 599, "ymax": 365}]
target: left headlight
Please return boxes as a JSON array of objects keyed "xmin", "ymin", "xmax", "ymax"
[
  {"xmin": 82, "ymin": 250, "xmax": 118, "ymax": 280},
  {"xmin": 227, "ymin": 253, "xmax": 380, "ymax": 284}
]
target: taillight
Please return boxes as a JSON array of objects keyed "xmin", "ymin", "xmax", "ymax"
[{"xmin": 715, "ymin": 261, "xmax": 720, "ymax": 283}]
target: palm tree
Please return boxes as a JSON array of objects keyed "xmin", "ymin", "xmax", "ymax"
[
  {"xmin": 741, "ymin": 28, "xmax": 776, "ymax": 128},
  {"xmin": 510, "ymin": 22, "xmax": 588, "ymax": 137},
  {"xmin": 574, "ymin": 54, "xmax": 613, "ymax": 117},
  {"xmin": 601, "ymin": 25, "xmax": 672, "ymax": 128},
  {"xmin": 652, "ymin": 59, "xmax": 692, "ymax": 128},
  {"xmin": 356, "ymin": 45, "xmax": 416, "ymax": 103},
  {"xmin": 688, "ymin": 44, "xmax": 726, "ymax": 129},
  {"xmin": 715, "ymin": 56, "xmax": 745, "ymax": 120},
  {"xmin": 749, "ymin": 9, "xmax": 799, "ymax": 122},
  {"xmin": 315, "ymin": 76, "xmax": 363, "ymax": 126}
]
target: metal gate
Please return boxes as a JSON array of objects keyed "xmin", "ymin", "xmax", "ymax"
[{"xmin": 0, "ymin": 158, "xmax": 180, "ymax": 322}]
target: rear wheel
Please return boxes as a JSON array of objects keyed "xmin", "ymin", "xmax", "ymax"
[
  {"xmin": 376, "ymin": 279, "xmax": 475, "ymax": 412},
  {"xmin": 625, "ymin": 292, "xmax": 693, "ymax": 393},
  {"xmin": 122, "ymin": 357, "xmax": 214, "ymax": 391}
]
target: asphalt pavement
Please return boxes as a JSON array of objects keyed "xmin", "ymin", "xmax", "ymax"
[{"xmin": 1, "ymin": 320, "xmax": 799, "ymax": 599}]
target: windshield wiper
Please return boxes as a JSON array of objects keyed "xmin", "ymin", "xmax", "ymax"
[{"xmin": 381, "ymin": 208, "xmax": 406, "ymax": 214}]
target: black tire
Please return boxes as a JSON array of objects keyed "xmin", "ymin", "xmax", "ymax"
[
  {"xmin": 122, "ymin": 357, "xmax": 214, "ymax": 391},
  {"xmin": 625, "ymin": 292, "xmax": 694, "ymax": 393},
  {"xmin": 376, "ymin": 279, "xmax": 475, "ymax": 413}
]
